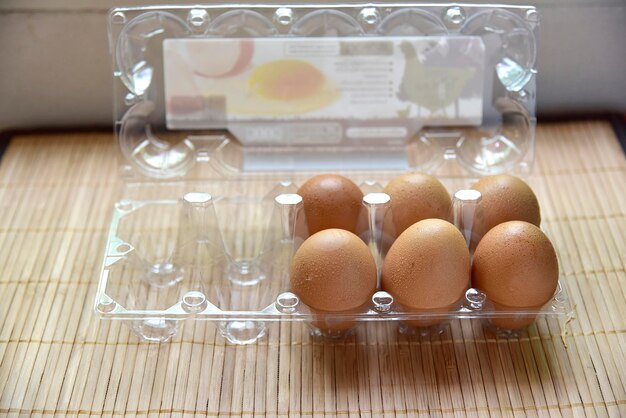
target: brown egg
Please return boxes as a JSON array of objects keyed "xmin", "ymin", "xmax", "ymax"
[
  {"xmin": 472, "ymin": 174, "xmax": 540, "ymax": 239},
  {"xmin": 297, "ymin": 174, "xmax": 364, "ymax": 236},
  {"xmin": 381, "ymin": 219, "xmax": 470, "ymax": 327},
  {"xmin": 291, "ymin": 229, "xmax": 377, "ymax": 331},
  {"xmin": 472, "ymin": 221, "xmax": 559, "ymax": 330},
  {"xmin": 382, "ymin": 173, "xmax": 451, "ymax": 248}
]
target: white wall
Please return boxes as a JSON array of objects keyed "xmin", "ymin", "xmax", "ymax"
[{"xmin": 0, "ymin": 1, "xmax": 625, "ymax": 130}]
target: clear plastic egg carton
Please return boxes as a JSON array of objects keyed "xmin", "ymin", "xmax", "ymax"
[{"xmin": 97, "ymin": 3, "xmax": 569, "ymax": 344}]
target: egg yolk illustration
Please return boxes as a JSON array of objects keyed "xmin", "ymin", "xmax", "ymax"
[{"xmin": 248, "ymin": 60, "xmax": 327, "ymax": 101}]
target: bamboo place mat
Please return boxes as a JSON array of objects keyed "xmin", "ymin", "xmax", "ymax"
[{"xmin": 0, "ymin": 120, "xmax": 625, "ymax": 417}]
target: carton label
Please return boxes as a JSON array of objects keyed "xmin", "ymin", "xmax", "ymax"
[{"xmin": 163, "ymin": 36, "xmax": 485, "ymax": 145}]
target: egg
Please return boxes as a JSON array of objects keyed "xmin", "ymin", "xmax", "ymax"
[
  {"xmin": 381, "ymin": 219, "xmax": 470, "ymax": 327},
  {"xmin": 297, "ymin": 174, "xmax": 364, "ymax": 236},
  {"xmin": 382, "ymin": 173, "xmax": 451, "ymax": 247},
  {"xmin": 471, "ymin": 175, "xmax": 540, "ymax": 240},
  {"xmin": 472, "ymin": 221, "xmax": 559, "ymax": 330},
  {"xmin": 187, "ymin": 39, "xmax": 253, "ymax": 78},
  {"xmin": 290, "ymin": 229, "xmax": 377, "ymax": 331}
]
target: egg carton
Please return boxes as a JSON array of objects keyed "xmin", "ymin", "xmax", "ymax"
[
  {"xmin": 95, "ymin": 162, "xmax": 570, "ymax": 344},
  {"xmin": 96, "ymin": 4, "xmax": 565, "ymax": 344}
]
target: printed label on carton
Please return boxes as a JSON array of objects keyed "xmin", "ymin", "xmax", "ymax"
[{"xmin": 164, "ymin": 36, "xmax": 484, "ymax": 145}]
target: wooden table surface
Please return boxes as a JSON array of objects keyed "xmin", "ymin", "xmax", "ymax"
[{"xmin": 0, "ymin": 120, "xmax": 625, "ymax": 417}]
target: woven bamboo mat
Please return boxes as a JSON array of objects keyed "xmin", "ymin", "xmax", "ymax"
[{"xmin": 0, "ymin": 120, "xmax": 624, "ymax": 417}]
